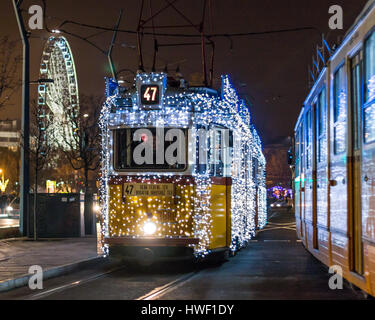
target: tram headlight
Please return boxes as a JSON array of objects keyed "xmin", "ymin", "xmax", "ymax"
[{"xmin": 144, "ymin": 221, "xmax": 157, "ymax": 236}]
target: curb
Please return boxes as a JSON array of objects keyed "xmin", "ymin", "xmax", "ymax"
[
  {"xmin": 0, "ymin": 255, "xmax": 105, "ymax": 293},
  {"xmin": 0, "ymin": 227, "xmax": 20, "ymax": 240}
]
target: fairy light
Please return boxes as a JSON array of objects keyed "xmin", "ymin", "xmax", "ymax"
[{"xmin": 99, "ymin": 73, "xmax": 267, "ymax": 257}]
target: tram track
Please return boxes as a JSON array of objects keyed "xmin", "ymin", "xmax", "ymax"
[
  {"xmin": 18, "ymin": 261, "xmax": 199, "ymax": 300},
  {"xmin": 136, "ymin": 272, "xmax": 198, "ymax": 300},
  {"xmin": 23, "ymin": 265, "xmax": 127, "ymax": 300}
]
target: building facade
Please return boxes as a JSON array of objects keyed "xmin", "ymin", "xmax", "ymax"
[{"xmin": 0, "ymin": 120, "xmax": 20, "ymax": 151}]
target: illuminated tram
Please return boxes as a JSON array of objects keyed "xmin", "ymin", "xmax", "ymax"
[
  {"xmin": 294, "ymin": 0, "xmax": 375, "ymax": 297},
  {"xmin": 98, "ymin": 72, "xmax": 267, "ymax": 264}
]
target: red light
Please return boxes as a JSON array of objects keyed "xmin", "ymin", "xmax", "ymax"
[{"xmin": 141, "ymin": 134, "xmax": 148, "ymax": 142}]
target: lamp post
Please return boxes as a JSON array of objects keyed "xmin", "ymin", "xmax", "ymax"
[{"xmin": 12, "ymin": 0, "xmax": 30, "ymax": 237}]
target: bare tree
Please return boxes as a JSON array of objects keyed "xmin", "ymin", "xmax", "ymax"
[
  {"xmin": 0, "ymin": 36, "xmax": 21, "ymax": 110},
  {"xmin": 60, "ymin": 94, "xmax": 102, "ymax": 235}
]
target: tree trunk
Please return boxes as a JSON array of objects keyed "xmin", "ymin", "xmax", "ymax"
[{"xmin": 83, "ymin": 166, "xmax": 92, "ymax": 235}]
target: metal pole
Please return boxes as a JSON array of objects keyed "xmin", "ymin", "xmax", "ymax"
[
  {"xmin": 108, "ymin": 9, "xmax": 123, "ymax": 81},
  {"xmin": 12, "ymin": 0, "xmax": 30, "ymax": 237}
]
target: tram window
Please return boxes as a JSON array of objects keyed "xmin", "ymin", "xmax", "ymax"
[
  {"xmin": 196, "ymin": 126, "xmax": 208, "ymax": 174},
  {"xmin": 333, "ymin": 65, "xmax": 346, "ymax": 154},
  {"xmin": 306, "ymin": 110, "xmax": 312, "ymax": 169},
  {"xmin": 352, "ymin": 60, "xmax": 362, "ymax": 148},
  {"xmin": 210, "ymin": 129, "xmax": 224, "ymax": 177},
  {"xmin": 364, "ymin": 104, "xmax": 375, "ymax": 143},
  {"xmin": 113, "ymin": 128, "xmax": 187, "ymax": 171},
  {"xmin": 253, "ymin": 157, "xmax": 258, "ymax": 180},
  {"xmin": 364, "ymin": 32, "xmax": 375, "ymax": 143},
  {"xmin": 223, "ymin": 130, "xmax": 233, "ymax": 177},
  {"xmin": 300, "ymin": 124, "xmax": 305, "ymax": 170},
  {"xmin": 295, "ymin": 131, "xmax": 300, "ymax": 177},
  {"xmin": 317, "ymin": 88, "xmax": 326, "ymax": 162},
  {"xmin": 365, "ymin": 32, "xmax": 375, "ymax": 102}
]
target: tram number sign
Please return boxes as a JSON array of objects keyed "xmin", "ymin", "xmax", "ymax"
[
  {"xmin": 140, "ymin": 85, "xmax": 160, "ymax": 105},
  {"xmin": 123, "ymin": 183, "xmax": 173, "ymax": 197}
]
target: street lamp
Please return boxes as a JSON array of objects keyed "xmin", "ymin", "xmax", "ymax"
[
  {"xmin": 0, "ymin": 169, "xmax": 9, "ymax": 193},
  {"xmin": 12, "ymin": 0, "xmax": 55, "ymax": 237},
  {"xmin": 12, "ymin": 0, "xmax": 30, "ymax": 237}
]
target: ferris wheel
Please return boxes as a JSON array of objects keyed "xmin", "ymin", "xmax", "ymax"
[{"xmin": 38, "ymin": 36, "xmax": 79, "ymax": 148}]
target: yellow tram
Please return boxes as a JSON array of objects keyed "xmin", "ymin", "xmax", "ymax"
[
  {"xmin": 98, "ymin": 72, "xmax": 266, "ymax": 264},
  {"xmin": 294, "ymin": 0, "xmax": 375, "ymax": 297}
]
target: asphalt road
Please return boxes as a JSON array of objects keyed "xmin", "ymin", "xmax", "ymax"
[{"xmin": 0, "ymin": 209, "xmax": 365, "ymax": 300}]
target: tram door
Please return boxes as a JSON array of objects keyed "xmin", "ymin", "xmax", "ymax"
[
  {"xmin": 349, "ymin": 52, "xmax": 364, "ymax": 274},
  {"xmin": 362, "ymin": 32, "xmax": 375, "ymax": 271},
  {"xmin": 304, "ymin": 107, "xmax": 317, "ymax": 248},
  {"xmin": 329, "ymin": 64, "xmax": 348, "ymax": 240},
  {"xmin": 300, "ymin": 124, "xmax": 306, "ymax": 240},
  {"xmin": 295, "ymin": 122, "xmax": 306, "ymax": 240},
  {"xmin": 316, "ymin": 88, "xmax": 328, "ymax": 249}
]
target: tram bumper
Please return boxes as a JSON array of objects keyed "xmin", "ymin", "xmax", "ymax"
[{"xmin": 104, "ymin": 236, "xmax": 199, "ymax": 265}]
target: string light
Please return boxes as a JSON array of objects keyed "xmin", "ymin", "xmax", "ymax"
[{"xmin": 99, "ymin": 73, "xmax": 267, "ymax": 257}]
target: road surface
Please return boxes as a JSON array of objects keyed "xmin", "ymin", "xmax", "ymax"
[{"xmin": 0, "ymin": 209, "xmax": 365, "ymax": 300}]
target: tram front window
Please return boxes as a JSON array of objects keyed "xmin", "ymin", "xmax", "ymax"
[{"xmin": 113, "ymin": 128, "xmax": 188, "ymax": 171}]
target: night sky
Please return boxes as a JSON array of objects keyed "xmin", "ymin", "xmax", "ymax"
[{"xmin": 0, "ymin": 0, "xmax": 368, "ymax": 144}]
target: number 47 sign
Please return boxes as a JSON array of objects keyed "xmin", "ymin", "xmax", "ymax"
[{"xmin": 141, "ymin": 85, "xmax": 160, "ymax": 105}]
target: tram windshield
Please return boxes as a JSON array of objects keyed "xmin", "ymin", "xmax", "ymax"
[{"xmin": 113, "ymin": 127, "xmax": 188, "ymax": 171}]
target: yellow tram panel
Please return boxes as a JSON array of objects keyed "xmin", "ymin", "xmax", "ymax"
[
  {"xmin": 209, "ymin": 184, "xmax": 228, "ymax": 249},
  {"xmin": 108, "ymin": 183, "xmax": 195, "ymax": 238}
]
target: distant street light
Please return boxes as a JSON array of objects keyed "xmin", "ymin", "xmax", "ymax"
[{"xmin": 0, "ymin": 169, "xmax": 9, "ymax": 193}]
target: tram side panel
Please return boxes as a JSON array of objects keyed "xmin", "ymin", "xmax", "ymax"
[
  {"xmin": 294, "ymin": 1, "xmax": 375, "ymax": 296},
  {"xmin": 294, "ymin": 127, "xmax": 303, "ymax": 240},
  {"xmin": 329, "ymin": 62, "xmax": 350, "ymax": 272},
  {"xmin": 300, "ymin": 122, "xmax": 306, "ymax": 242},
  {"xmin": 362, "ymin": 80, "xmax": 375, "ymax": 290},
  {"xmin": 303, "ymin": 74, "xmax": 331, "ymax": 265},
  {"xmin": 315, "ymin": 87, "xmax": 330, "ymax": 266},
  {"xmin": 304, "ymin": 107, "xmax": 315, "ymax": 251},
  {"xmin": 362, "ymin": 126, "xmax": 375, "ymax": 291}
]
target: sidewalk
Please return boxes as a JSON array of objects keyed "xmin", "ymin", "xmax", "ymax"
[{"xmin": 0, "ymin": 237, "xmax": 100, "ymax": 292}]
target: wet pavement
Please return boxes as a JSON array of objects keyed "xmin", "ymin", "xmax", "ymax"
[
  {"xmin": 0, "ymin": 237, "xmax": 97, "ymax": 283},
  {"xmin": 159, "ymin": 210, "xmax": 363, "ymax": 299},
  {"xmin": 0, "ymin": 209, "xmax": 365, "ymax": 300}
]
